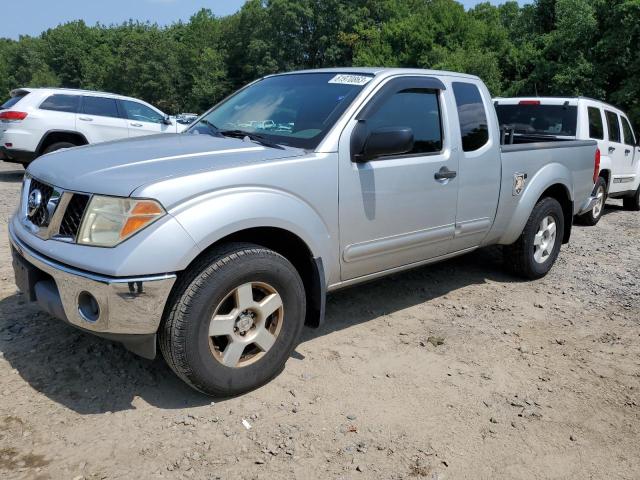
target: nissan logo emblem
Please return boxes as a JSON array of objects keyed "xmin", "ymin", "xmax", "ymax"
[{"xmin": 27, "ymin": 189, "xmax": 43, "ymax": 217}]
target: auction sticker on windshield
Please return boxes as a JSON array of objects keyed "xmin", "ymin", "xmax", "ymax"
[{"xmin": 328, "ymin": 74, "xmax": 372, "ymax": 86}]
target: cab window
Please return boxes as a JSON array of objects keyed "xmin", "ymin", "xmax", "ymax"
[
  {"xmin": 587, "ymin": 107, "xmax": 604, "ymax": 140},
  {"xmin": 605, "ymin": 111, "xmax": 621, "ymax": 143},
  {"xmin": 452, "ymin": 82, "xmax": 489, "ymax": 152},
  {"xmin": 121, "ymin": 100, "xmax": 164, "ymax": 124},
  {"xmin": 365, "ymin": 89, "xmax": 443, "ymax": 154}
]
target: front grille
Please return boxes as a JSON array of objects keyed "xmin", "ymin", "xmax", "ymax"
[
  {"xmin": 28, "ymin": 179, "xmax": 54, "ymax": 226},
  {"xmin": 59, "ymin": 194, "xmax": 90, "ymax": 238}
]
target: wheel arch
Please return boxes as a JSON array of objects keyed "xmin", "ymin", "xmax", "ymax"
[
  {"xmin": 36, "ymin": 130, "xmax": 88, "ymax": 155},
  {"xmin": 175, "ymin": 226, "xmax": 326, "ymax": 328}
]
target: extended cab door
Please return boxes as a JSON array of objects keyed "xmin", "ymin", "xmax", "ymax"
[
  {"xmin": 338, "ymin": 76, "xmax": 459, "ymax": 280},
  {"xmin": 77, "ymin": 96, "xmax": 129, "ymax": 144},
  {"xmin": 119, "ymin": 99, "xmax": 174, "ymax": 137},
  {"xmin": 447, "ymin": 81, "xmax": 501, "ymax": 251}
]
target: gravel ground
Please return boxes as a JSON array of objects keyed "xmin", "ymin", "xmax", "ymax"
[{"xmin": 0, "ymin": 160, "xmax": 638, "ymax": 480}]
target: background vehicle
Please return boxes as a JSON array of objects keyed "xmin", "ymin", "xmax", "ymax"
[
  {"xmin": 495, "ymin": 97, "xmax": 640, "ymax": 224},
  {"xmin": 176, "ymin": 113, "xmax": 199, "ymax": 125},
  {"xmin": 0, "ymin": 88, "xmax": 186, "ymax": 165},
  {"xmin": 10, "ymin": 68, "xmax": 598, "ymax": 396}
]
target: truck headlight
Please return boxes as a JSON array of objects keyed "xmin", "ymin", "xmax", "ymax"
[{"xmin": 77, "ymin": 196, "xmax": 165, "ymax": 247}]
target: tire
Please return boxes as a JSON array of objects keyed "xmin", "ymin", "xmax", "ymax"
[
  {"xmin": 159, "ymin": 242, "xmax": 306, "ymax": 397},
  {"xmin": 622, "ymin": 186, "xmax": 640, "ymax": 211},
  {"xmin": 576, "ymin": 176, "xmax": 607, "ymax": 226},
  {"xmin": 504, "ymin": 197, "xmax": 565, "ymax": 280},
  {"xmin": 42, "ymin": 142, "xmax": 76, "ymax": 155}
]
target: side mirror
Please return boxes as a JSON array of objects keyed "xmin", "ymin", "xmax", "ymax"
[
  {"xmin": 163, "ymin": 115, "xmax": 173, "ymax": 125},
  {"xmin": 352, "ymin": 126, "xmax": 414, "ymax": 162}
]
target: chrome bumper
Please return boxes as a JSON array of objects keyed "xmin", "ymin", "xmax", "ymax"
[
  {"xmin": 578, "ymin": 194, "xmax": 598, "ymax": 215},
  {"xmin": 9, "ymin": 223, "xmax": 176, "ymax": 336}
]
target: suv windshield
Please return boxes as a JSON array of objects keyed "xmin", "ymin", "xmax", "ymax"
[
  {"xmin": 496, "ymin": 104, "xmax": 578, "ymax": 137},
  {"xmin": 1, "ymin": 92, "xmax": 28, "ymax": 110},
  {"xmin": 188, "ymin": 73, "xmax": 373, "ymax": 149}
]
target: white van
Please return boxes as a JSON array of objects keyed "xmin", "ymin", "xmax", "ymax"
[{"xmin": 494, "ymin": 97, "xmax": 640, "ymax": 224}]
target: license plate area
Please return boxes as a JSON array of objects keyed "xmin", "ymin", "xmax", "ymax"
[{"xmin": 11, "ymin": 247, "xmax": 47, "ymax": 301}]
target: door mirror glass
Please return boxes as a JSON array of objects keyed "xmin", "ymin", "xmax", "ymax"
[
  {"xmin": 354, "ymin": 127, "xmax": 414, "ymax": 162},
  {"xmin": 163, "ymin": 115, "xmax": 173, "ymax": 125}
]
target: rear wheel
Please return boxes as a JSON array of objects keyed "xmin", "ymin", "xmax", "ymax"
[
  {"xmin": 159, "ymin": 243, "xmax": 306, "ymax": 396},
  {"xmin": 622, "ymin": 186, "xmax": 640, "ymax": 211},
  {"xmin": 505, "ymin": 197, "xmax": 564, "ymax": 280},
  {"xmin": 576, "ymin": 176, "xmax": 607, "ymax": 225},
  {"xmin": 42, "ymin": 142, "xmax": 76, "ymax": 155}
]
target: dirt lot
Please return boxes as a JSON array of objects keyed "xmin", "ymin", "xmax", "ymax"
[{"xmin": 0, "ymin": 160, "xmax": 638, "ymax": 480}]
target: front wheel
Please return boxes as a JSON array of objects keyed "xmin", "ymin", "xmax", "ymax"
[
  {"xmin": 159, "ymin": 243, "xmax": 306, "ymax": 396},
  {"xmin": 576, "ymin": 176, "xmax": 607, "ymax": 225},
  {"xmin": 504, "ymin": 197, "xmax": 564, "ymax": 280},
  {"xmin": 622, "ymin": 186, "xmax": 640, "ymax": 211}
]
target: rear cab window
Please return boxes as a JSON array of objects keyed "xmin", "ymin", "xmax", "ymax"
[
  {"xmin": 452, "ymin": 82, "xmax": 489, "ymax": 152},
  {"xmin": 40, "ymin": 94, "xmax": 80, "ymax": 113},
  {"xmin": 82, "ymin": 96, "xmax": 121, "ymax": 118},
  {"xmin": 1, "ymin": 92, "xmax": 28, "ymax": 110},
  {"xmin": 605, "ymin": 111, "xmax": 621, "ymax": 143},
  {"xmin": 495, "ymin": 102, "xmax": 577, "ymax": 137},
  {"xmin": 587, "ymin": 107, "xmax": 604, "ymax": 140}
]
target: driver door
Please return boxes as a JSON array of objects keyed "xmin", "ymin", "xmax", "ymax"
[
  {"xmin": 338, "ymin": 76, "xmax": 459, "ymax": 281},
  {"xmin": 119, "ymin": 100, "xmax": 173, "ymax": 137}
]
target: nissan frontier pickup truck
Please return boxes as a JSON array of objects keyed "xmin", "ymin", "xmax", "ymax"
[{"xmin": 10, "ymin": 68, "xmax": 599, "ymax": 396}]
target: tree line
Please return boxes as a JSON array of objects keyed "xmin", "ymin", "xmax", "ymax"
[{"xmin": 0, "ymin": 0, "xmax": 638, "ymax": 126}]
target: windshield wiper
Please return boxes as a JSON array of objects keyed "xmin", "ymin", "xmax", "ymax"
[{"xmin": 219, "ymin": 130, "xmax": 285, "ymax": 150}]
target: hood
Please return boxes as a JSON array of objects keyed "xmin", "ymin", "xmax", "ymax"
[{"xmin": 27, "ymin": 134, "xmax": 305, "ymax": 197}]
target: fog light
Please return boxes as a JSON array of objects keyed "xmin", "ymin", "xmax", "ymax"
[{"xmin": 78, "ymin": 291, "xmax": 100, "ymax": 322}]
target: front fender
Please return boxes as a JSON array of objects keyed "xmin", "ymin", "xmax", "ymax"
[
  {"xmin": 169, "ymin": 187, "xmax": 338, "ymax": 282},
  {"xmin": 497, "ymin": 162, "xmax": 573, "ymax": 246}
]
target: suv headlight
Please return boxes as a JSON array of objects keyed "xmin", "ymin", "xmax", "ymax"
[{"xmin": 77, "ymin": 196, "xmax": 165, "ymax": 247}]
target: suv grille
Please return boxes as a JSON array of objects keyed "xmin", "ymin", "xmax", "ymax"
[
  {"xmin": 28, "ymin": 179, "xmax": 54, "ymax": 227},
  {"xmin": 59, "ymin": 193, "xmax": 90, "ymax": 238}
]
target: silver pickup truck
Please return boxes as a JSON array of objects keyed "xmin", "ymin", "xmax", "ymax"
[{"xmin": 9, "ymin": 68, "xmax": 598, "ymax": 396}]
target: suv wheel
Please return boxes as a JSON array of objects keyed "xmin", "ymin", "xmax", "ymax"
[
  {"xmin": 159, "ymin": 243, "xmax": 306, "ymax": 396},
  {"xmin": 505, "ymin": 197, "xmax": 564, "ymax": 280},
  {"xmin": 576, "ymin": 176, "xmax": 607, "ymax": 225},
  {"xmin": 622, "ymin": 186, "xmax": 640, "ymax": 211},
  {"xmin": 42, "ymin": 142, "xmax": 77, "ymax": 155}
]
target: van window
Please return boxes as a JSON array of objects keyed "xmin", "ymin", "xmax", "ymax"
[
  {"xmin": 40, "ymin": 94, "xmax": 80, "ymax": 113},
  {"xmin": 587, "ymin": 107, "xmax": 604, "ymax": 140},
  {"xmin": 621, "ymin": 117, "xmax": 636, "ymax": 146},
  {"xmin": 605, "ymin": 111, "xmax": 621, "ymax": 143},
  {"xmin": 82, "ymin": 96, "xmax": 120, "ymax": 118},
  {"xmin": 452, "ymin": 82, "xmax": 489, "ymax": 152},
  {"xmin": 365, "ymin": 88, "xmax": 443, "ymax": 154}
]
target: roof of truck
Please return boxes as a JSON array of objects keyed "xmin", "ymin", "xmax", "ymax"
[{"xmin": 271, "ymin": 67, "xmax": 481, "ymax": 81}]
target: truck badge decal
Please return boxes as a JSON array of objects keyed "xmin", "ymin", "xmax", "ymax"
[{"xmin": 513, "ymin": 173, "xmax": 527, "ymax": 196}]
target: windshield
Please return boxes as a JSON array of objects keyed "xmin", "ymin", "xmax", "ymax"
[
  {"xmin": 188, "ymin": 73, "xmax": 373, "ymax": 149},
  {"xmin": 496, "ymin": 104, "xmax": 578, "ymax": 137}
]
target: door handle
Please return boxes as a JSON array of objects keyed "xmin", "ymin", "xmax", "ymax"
[
  {"xmin": 130, "ymin": 123, "xmax": 143, "ymax": 127},
  {"xmin": 434, "ymin": 166, "xmax": 457, "ymax": 181},
  {"xmin": 625, "ymin": 149, "xmax": 631, "ymax": 156},
  {"xmin": 78, "ymin": 116, "xmax": 93, "ymax": 122},
  {"xmin": 608, "ymin": 146, "xmax": 616, "ymax": 153}
]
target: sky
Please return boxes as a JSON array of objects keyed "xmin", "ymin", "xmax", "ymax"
[{"xmin": 2, "ymin": 0, "xmax": 523, "ymax": 40}]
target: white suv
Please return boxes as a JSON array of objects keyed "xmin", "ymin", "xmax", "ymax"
[
  {"xmin": 495, "ymin": 97, "xmax": 640, "ymax": 224},
  {"xmin": 0, "ymin": 88, "xmax": 186, "ymax": 165}
]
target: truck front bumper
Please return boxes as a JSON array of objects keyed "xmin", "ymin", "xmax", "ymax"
[{"xmin": 9, "ymin": 223, "xmax": 177, "ymax": 358}]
